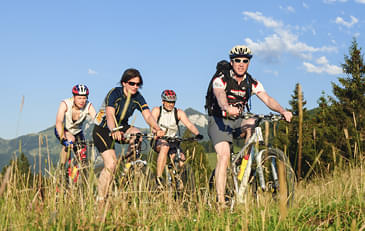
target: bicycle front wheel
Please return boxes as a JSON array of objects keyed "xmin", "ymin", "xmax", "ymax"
[
  {"xmin": 253, "ymin": 148, "xmax": 296, "ymax": 206},
  {"xmin": 117, "ymin": 161, "xmax": 155, "ymax": 196},
  {"xmin": 168, "ymin": 163, "xmax": 196, "ymax": 200}
]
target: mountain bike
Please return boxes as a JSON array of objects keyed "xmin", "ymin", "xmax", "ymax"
[
  {"xmin": 209, "ymin": 112, "xmax": 296, "ymax": 209},
  {"xmin": 64, "ymin": 140, "xmax": 94, "ymax": 186},
  {"xmin": 156, "ymin": 136, "xmax": 199, "ymax": 200},
  {"xmin": 106, "ymin": 129, "xmax": 156, "ymax": 195}
]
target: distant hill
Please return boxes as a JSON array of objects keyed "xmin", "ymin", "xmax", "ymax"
[{"xmin": 0, "ymin": 107, "xmax": 209, "ymax": 171}]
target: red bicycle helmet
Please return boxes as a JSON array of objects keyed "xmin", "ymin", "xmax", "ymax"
[
  {"xmin": 72, "ymin": 84, "xmax": 89, "ymax": 96},
  {"xmin": 161, "ymin": 89, "xmax": 177, "ymax": 102}
]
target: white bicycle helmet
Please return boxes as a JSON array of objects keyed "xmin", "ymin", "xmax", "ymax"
[{"xmin": 229, "ymin": 45, "xmax": 252, "ymax": 59}]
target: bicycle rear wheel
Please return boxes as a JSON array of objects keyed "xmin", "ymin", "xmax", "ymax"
[{"xmin": 253, "ymin": 148, "xmax": 295, "ymax": 206}]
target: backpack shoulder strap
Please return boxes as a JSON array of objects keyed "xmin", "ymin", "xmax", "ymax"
[
  {"xmin": 245, "ymin": 73, "xmax": 257, "ymax": 112},
  {"xmin": 157, "ymin": 106, "xmax": 162, "ymax": 123},
  {"xmin": 174, "ymin": 107, "xmax": 180, "ymax": 136}
]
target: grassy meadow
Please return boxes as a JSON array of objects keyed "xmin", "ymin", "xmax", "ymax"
[{"xmin": 0, "ymin": 150, "xmax": 363, "ymax": 231}]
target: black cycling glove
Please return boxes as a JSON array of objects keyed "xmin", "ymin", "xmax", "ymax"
[{"xmin": 195, "ymin": 134, "xmax": 203, "ymax": 140}]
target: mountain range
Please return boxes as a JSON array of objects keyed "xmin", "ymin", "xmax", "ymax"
[{"xmin": 0, "ymin": 108, "xmax": 209, "ymax": 171}]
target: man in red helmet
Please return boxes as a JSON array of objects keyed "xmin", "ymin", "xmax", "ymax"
[
  {"xmin": 55, "ymin": 84, "xmax": 96, "ymax": 182},
  {"xmin": 151, "ymin": 89, "xmax": 203, "ymax": 186}
]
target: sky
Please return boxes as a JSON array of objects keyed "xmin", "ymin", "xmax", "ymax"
[{"xmin": 0, "ymin": 0, "xmax": 364, "ymax": 140}]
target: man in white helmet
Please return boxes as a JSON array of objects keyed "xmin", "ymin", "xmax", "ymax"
[
  {"xmin": 55, "ymin": 84, "xmax": 96, "ymax": 183},
  {"xmin": 205, "ymin": 45, "xmax": 292, "ymax": 204}
]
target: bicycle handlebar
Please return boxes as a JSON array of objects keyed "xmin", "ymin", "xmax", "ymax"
[
  {"xmin": 123, "ymin": 132, "xmax": 155, "ymax": 140},
  {"xmin": 159, "ymin": 136, "xmax": 198, "ymax": 143},
  {"xmin": 239, "ymin": 112, "xmax": 284, "ymax": 122},
  {"xmin": 123, "ymin": 133, "xmax": 200, "ymax": 143}
]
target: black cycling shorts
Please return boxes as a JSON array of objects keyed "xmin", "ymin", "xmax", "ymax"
[
  {"xmin": 152, "ymin": 139, "xmax": 182, "ymax": 156},
  {"xmin": 92, "ymin": 124, "xmax": 130, "ymax": 153}
]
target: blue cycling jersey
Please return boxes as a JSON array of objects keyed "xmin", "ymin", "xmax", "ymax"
[{"xmin": 94, "ymin": 87, "xmax": 149, "ymax": 129}]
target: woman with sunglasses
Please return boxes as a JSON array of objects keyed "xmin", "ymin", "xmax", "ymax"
[
  {"xmin": 206, "ymin": 45, "xmax": 293, "ymax": 205},
  {"xmin": 93, "ymin": 68, "xmax": 164, "ymax": 203}
]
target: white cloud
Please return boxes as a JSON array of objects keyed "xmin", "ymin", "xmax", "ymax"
[
  {"xmin": 279, "ymin": 6, "xmax": 295, "ymax": 13},
  {"xmin": 242, "ymin": 11, "xmax": 336, "ymax": 62},
  {"xmin": 287, "ymin": 6, "xmax": 295, "ymax": 13},
  {"xmin": 355, "ymin": 0, "xmax": 365, "ymax": 3},
  {"xmin": 243, "ymin": 11, "xmax": 283, "ymax": 29},
  {"xmin": 335, "ymin": 16, "xmax": 358, "ymax": 28},
  {"xmin": 88, "ymin": 68, "xmax": 98, "ymax": 75},
  {"xmin": 263, "ymin": 69, "xmax": 279, "ymax": 76},
  {"xmin": 302, "ymin": 2, "xmax": 309, "ymax": 8},
  {"xmin": 303, "ymin": 56, "xmax": 342, "ymax": 75},
  {"xmin": 323, "ymin": 0, "xmax": 347, "ymax": 3}
]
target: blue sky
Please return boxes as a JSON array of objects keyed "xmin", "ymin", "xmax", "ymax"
[{"xmin": 1, "ymin": 0, "xmax": 364, "ymax": 140}]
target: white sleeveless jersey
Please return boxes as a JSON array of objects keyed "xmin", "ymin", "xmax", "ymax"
[
  {"xmin": 63, "ymin": 97, "xmax": 91, "ymax": 135},
  {"xmin": 158, "ymin": 107, "xmax": 179, "ymax": 137}
]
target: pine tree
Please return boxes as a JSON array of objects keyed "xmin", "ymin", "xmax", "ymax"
[
  {"xmin": 313, "ymin": 93, "xmax": 336, "ymax": 161},
  {"xmin": 330, "ymin": 38, "xmax": 365, "ymax": 158},
  {"xmin": 1, "ymin": 152, "xmax": 33, "ymax": 187}
]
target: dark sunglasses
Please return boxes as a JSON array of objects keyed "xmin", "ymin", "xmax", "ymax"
[
  {"xmin": 163, "ymin": 100, "xmax": 176, "ymax": 104},
  {"xmin": 127, "ymin": 81, "xmax": 141, "ymax": 87},
  {"xmin": 233, "ymin": 58, "xmax": 249, "ymax": 63}
]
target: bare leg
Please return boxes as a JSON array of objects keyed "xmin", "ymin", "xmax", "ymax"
[
  {"xmin": 241, "ymin": 118, "xmax": 256, "ymax": 154},
  {"xmin": 214, "ymin": 141, "xmax": 231, "ymax": 203},
  {"xmin": 97, "ymin": 149, "xmax": 117, "ymax": 200},
  {"xmin": 156, "ymin": 141, "xmax": 169, "ymax": 178},
  {"xmin": 60, "ymin": 147, "xmax": 69, "ymax": 165},
  {"xmin": 125, "ymin": 127, "xmax": 141, "ymax": 157}
]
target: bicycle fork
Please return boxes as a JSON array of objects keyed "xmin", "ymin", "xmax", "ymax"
[{"xmin": 255, "ymin": 149, "xmax": 280, "ymax": 193}]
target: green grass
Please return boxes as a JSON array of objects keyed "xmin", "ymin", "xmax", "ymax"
[
  {"xmin": 0, "ymin": 155, "xmax": 364, "ymax": 230},
  {"xmin": 205, "ymin": 145, "xmax": 244, "ymax": 170},
  {"xmin": 205, "ymin": 152, "xmax": 217, "ymax": 170}
]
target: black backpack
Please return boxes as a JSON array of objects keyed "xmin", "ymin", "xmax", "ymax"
[{"xmin": 204, "ymin": 60, "xmax": 255, "ymax": 116}]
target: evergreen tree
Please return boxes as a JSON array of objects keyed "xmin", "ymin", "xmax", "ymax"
[
  {"xmin": 1, "ymin": 152, "xmax": 33, "ymax": 187},
  {"xmin": 18, "ymin": 152, "xmax": 31, "ymax": 175},
  {"xmin": 312, "ymin": 92, "xmax": 337, "ymax": 167},
  {"xmin": 330, "ymin": 38, "xmax": 365, "ymax": 158}
]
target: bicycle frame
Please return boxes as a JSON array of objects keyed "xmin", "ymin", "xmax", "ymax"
[{"xmin": 230, "ymin": 114, "xmax": 282, "ymax": 205}]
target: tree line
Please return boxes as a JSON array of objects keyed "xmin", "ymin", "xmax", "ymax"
[{"xmin": 273, "ymin": 38, "xmax": 364, "ymax": 179}]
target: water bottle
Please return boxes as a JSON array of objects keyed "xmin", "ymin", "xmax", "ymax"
[{"xmin": 238, "ymin": 154, "xmax": 249, "ymax": 181}]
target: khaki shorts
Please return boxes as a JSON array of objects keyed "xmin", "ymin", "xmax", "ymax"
[{"xmin": 208, "ymin": 116, "xmax": 244, "ymax": 146}]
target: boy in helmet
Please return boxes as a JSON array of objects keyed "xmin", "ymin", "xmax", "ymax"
[
  {"xmin": 55, "ymin": 84, "xmax": 97, "ymax": 182},
  {"xmin": 151, "ymin": 89, "xmax": 203, "ymax": 186},
  {"xmin": 206, "ymin": 45, "xmax": 292, "ymax": 204}
]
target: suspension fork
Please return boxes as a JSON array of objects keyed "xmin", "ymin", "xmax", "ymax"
[
  {"xmin": 256, "ymin": 149, "xmax": 266, "ymax": 191},
  {"xmin": 254, "ymin": 126, "xmax": 266, "ymax": 191},
  {"xmin": 129, "ymin": 134, "xmax": 142, "ymax": 159}
]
